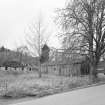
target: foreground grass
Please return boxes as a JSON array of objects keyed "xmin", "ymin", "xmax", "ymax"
[
  {"xmin": 0, "ymin": 70, "xmax": 93, "ymax": 98},
  {"xmin": 0, "ymin": 70, "xmax": 105, "ymax": 105}
]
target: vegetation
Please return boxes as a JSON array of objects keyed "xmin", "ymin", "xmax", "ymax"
[
  {"xmin": 1, "ymin": 1, "xmax": 105, "ymax": 105},
  {"xmin": 25, "ymin": 16, "xmax": 52, "ymax": 77},
  {"xmin": 0, "ymin": 70, "xmax": 92, "ymax": 98},
  {"xmin": 57, "ymin": 0, "xmax": 105, "ymax": 81},
  {"xmin": 0, "ymin": 46, "xmax": 38, "ymax": 67}
]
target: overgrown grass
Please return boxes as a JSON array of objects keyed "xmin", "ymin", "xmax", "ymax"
[{"xmin": 0, "ymin": 70, "xmax": 99, "ymax": 98}]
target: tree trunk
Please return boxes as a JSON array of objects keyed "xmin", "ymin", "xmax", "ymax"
[
  {"xmin": 90, "ymin": 57, "xmax": 99, "ymax": 82},
  {"xmin": 90, "ymin": 64, "xmax": 97, "ymax": 81},
  {"xmin": 38, "ymin": 59, "xmax": 42, "ymax": 78},
  {"xmin": 46, "ymin": 63, "xmax": 48, "ymax": 74}
]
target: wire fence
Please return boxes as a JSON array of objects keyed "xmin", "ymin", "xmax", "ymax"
[{"xmin": 0, "ymin": 79, "xmax": 8, "ymax": 96}]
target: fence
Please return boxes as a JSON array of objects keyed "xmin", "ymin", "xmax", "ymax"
[
  {"xmin": 41, "ymin": 63, "xmax": 82, "ymax": 77},
  {"xmin": 0, "ymin": 79, "xmax": 8, "ymax": 96},
  {"xmin": 40, "ymin": 48, "xmax": 85, "ymax": 77}
]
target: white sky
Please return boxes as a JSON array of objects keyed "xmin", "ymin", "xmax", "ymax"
[{"xmin": 0, "ymin": 0, "xmax": 66, "ymax": 50}]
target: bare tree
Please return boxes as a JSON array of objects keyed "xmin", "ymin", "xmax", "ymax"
[
  {"xmin": 25, "ymin": 17, "xmax": 51, "ymax": 77},
  {"xmin": 26, "ymin": 17, "xmax": 51, "ymax": 56},
  {"xmin": 16, "ymin": 45, "xmax": 29, "ymax": 63},
  {"xmin": 57, "ymin": 0, "xmax": 105, "ymax": 80}
]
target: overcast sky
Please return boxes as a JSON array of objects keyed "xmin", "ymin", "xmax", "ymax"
[{"xmin": 0, "ymin": 0, "xmax": 66, "ymax": 50}]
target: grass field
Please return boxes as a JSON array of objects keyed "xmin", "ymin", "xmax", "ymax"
[
  {"xmin": 0, "ymin": 69, "xmax": 103, "ymax": 105},
  {"xmin": 0, "ymin": 70, "xmax": 91, "ymax": 97}
]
